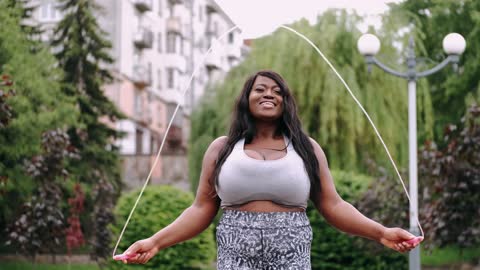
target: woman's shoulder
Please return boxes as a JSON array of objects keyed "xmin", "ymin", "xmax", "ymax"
[
  {"xmin": 211, "ymin": 136, "xmax": 228, "ymax": 148},
  {"xmin": 205, "ymin": 136, "xmax": 229, "ymax": 157},
  {"xmin": 307, "ymin": 136, "xmax": 327, "ymax": 163},
  {"xmin": 308, "ymin": 136, "xmax": 320, "ymax": 148}
]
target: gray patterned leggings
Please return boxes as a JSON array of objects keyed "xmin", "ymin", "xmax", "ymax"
[{"xmin": 216, "ymin": 210, "xmax": 313, "ymax": 270}]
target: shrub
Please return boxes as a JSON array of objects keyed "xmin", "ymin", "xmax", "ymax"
[
  {"xmin": 308, "ymin": 170, "xmax": 407, "ymax": 269},
  {"xmin": 107, "ymin": 185, "xmax": 216, "ymax": 270}
]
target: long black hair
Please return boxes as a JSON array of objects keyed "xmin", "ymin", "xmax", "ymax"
[{"xmin": 211, "ymin": 70, "xmax": 321, "ymax": 204}]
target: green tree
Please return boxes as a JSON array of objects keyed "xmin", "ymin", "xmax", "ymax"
[
  {"xmin": 189, "ymin": 11, "xmax": 434, "ymax": 191},
  {"xmin": 0, "ymin": 1, "xmax": 77, "ymax": 249},
  {"xmin": 52, "ymin": 0, "xmax": 125, "ymax": 261},
  {"xmin": 389, "ymin": 0, "xmax": 480, "ymax": 141}
]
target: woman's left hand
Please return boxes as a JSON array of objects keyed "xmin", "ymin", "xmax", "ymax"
[{"xmin": 379, "ymin": 227, "xmax": 422, "ymax": 252}]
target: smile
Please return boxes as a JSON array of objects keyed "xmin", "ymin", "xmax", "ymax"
[{"xmin": 259, "ymin": 101, "xmax": 275, "ymax": 107}]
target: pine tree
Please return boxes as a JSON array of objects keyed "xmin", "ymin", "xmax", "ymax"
[
  {"xmin": 51, "ymin": 0, "xmax": 125, "ymax": 261},
  {"xmin": 5, "ymin": 0, "xmax": 43, "ymax": 45}
]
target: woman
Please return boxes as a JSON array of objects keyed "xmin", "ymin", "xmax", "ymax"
[{"xmin": 121, "ymin": 70, "xmax": 420, "ymax": 269}]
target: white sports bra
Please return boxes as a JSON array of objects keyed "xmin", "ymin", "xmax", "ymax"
[{"xmin": 216, "ymin": 135, "xmax": 311, "ymax": 209}]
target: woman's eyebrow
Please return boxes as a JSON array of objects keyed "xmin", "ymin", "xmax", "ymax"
[{"xmin": 254, "ymin": 83, "xmax": 279, "ymax": 88}]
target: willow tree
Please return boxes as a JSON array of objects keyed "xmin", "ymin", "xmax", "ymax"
[{"xmin": 189, "ymin": 11, "xmax": 434, "ymax": 190}]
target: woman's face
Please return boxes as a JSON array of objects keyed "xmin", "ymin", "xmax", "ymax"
[{"xmin": 248, "ymin": 75, "xmax": 284, "ymax": 121}]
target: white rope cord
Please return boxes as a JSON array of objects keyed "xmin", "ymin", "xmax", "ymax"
[
  {"xmin": 280, "ymin": 25, "xmax": 424, "ymax": 238},
  {"xmin": 112, "ymin": 24, "xmax": 425, "ymax": 258},
  {"xmin": 112, "ymin": 26, "xmax": 240, "ymax": 257}
]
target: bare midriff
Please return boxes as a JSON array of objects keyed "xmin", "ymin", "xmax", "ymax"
[{"xmin": 224, "ymin": 200, "xmax": 305, "ymax": 212}]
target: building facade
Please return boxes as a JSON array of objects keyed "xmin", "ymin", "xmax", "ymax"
[{"xmin": 27, "ymin": 0, "xmax": 248, "ymax": 190}]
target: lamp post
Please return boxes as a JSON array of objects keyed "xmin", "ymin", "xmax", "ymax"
[{"xmin": 357, "ymin": 33, "xmax": 466, "ymax": 270}]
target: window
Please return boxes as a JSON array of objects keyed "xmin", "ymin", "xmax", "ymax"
[
  {"xmin": 148, "ymin": 62, "xmax": 152, "ymax": 83},
  {"xmin": 167, "ymin": 0, "xmax": 173, "ymax": 16},
  {"xmin": 157, "ymin": 32, "xmax": 162, "ymax": 53},
  {"xmin": 157, "ymin": 69, "xmax": 162, "ymax": 90},
  {"xmin": 157, "ymin": 105, "xmax": 163, "ymax": 128},
  {"xmin": 198, "ymin": 5, "xmax": 203, "ymax": 22},
  {"xmin": 180, "ymin": 37, "xmax": 184, "ymax": 55},
  {"xmin": 150, "ymin": 135, "xmax": 157, "ymax": 154},
  {"xmin": 134, "ymin": 90, "xmax": 143, "ymax": 117},
  {"xmin": 41, "ymin": 3, "xmax": 49, "ymax": 18},
  {"xmin": 167, "ymin": 68, "xmax": 174, "ymax": 89},
  {"xmin": 228, "ymin": 32, "xmax": 234, "ymax": 44},
  {"xmin": 213, "ymin": 22, "xmax": 218, "ymax": 37},
  {"xmin": 135, "ymin": 129, "xmax": 144, "ymax": 154},
  {"xmin": 40, "ymin": 2, "xmax": 61, "ymax": 22},
  {"xmin": 166, "ymin": 32, "xmax": 176, "ymax": 53},
  {"xmin": 158, "ymin": 0, "xmax": 162, "ymax": 17}
]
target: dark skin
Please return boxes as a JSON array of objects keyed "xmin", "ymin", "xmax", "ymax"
[{"xmin": 121, "ymin": 75, "xmax": 421, "ymax": 264}]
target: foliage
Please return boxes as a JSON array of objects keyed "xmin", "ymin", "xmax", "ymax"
[
  {"xmin": 108, "ymin": 185, "xmax": 216, "ymax": 270},
  {"xmin": 189, "ymin": 11, "xmax": 434, "ymax": 191},
  {"xmin": 0, "ymin": 1, "xmax": 78, "ymax": 253},
  {"xmin": 6, "ymin": 129, "xmax": 78, "ymax": 257},
  {"xmin": 90, "ymin": 177, "xmax": 116, "ymax": 263},
  {"xmin": 308, "ymin": 170, "xmax": 407, "ymax": 270},
  {"xmin": 3, "ymin": 0, "xmax": 45, "ymax": 58},
  {"xmin": 0, "ymin": 73, "xmax": 15, "ymax": 128},
  {"xmin": 421, "ymin": 245, "xmax": 480, "ymax": 266},
  {"xmin": 356, "ymin": 161, "xmax": 409, "ymax": 235},
  {"xmin": 52, "ymin": 0, "xmax": 125, "ymax": 260},
  {"xmin": 418, "ymin": 104, "xmax": 480, "ymax": 248},
  {"xmin": 66, "ymin": 183, "xmax": 86, "ymax": 255},
  {"xmin": 357, "ymin": 104, "xmax": 480, "ymax": 250},
  {"xmin": 1, "ymin": 262, "xmax": 100, "ymax": 270},
  {"xmin": 389, "ymin": 0, "xmax": 480, "ymax": 140}
]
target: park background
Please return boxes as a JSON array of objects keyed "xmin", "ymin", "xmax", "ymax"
[{"xmin": 0, "ymin": 0, "xmax": 479, "ymax": 269}]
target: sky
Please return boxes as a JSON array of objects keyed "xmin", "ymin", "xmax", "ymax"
[
  {"xmin": 309, "ymin": 0, "xmax": 404, "ymax": 32},
  {"xmin": 215, "ymin": 0, "xmax": 404, "ymax": 39}
]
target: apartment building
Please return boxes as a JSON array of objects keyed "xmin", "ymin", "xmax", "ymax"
[{"xmin": 27, "ymin": 0, "xmax": 248, "ymax": 190}]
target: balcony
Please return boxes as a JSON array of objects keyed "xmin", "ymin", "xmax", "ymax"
[
  {"xmin": 133, "ymin": 0, "xmax": 152, "ymax": 12},
  {"xmin": 134, "ymin": 28, "xmax": 154, "ymax": 49},
  {"xmin": 168, "ymin": 0, "xmax": 184, "ymax": 5},
  {"xmin": 226, "ymin": 44, "xmax": 242, "ymax": 60},
  {"xmin": 166, "ymin": 17, "xmax": 182, "ymax": 35},
  {"xmin": 206, "ymin": 0, "xmax": 218, "ymax": 13},
  {"xmin": 164, "ymin": 54, "xmax": 187, "ymax": 72},
  {"xmin": 205, "ymin": 52, "xmax": 221, "ymax": 70},
  {"xmin": 166, "ymin": 125, "xmax": 182, "ymax": 147},
  {"xmin": 132, "ymin": 65, "xmax": 152, "ymax": 88},
  {"xmin": 138, "ymin": 108, "xmax": 152, "ymax": 125}
]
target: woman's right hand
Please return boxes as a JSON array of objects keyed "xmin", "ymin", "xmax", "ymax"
[{"xmin": 122, "ymin": 237, "xmax": 159, "ymax": 264}]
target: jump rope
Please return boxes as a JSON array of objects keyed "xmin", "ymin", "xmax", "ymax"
[{"xmin": 112, "ymin": 25, "xmax": 424, "ymax": 261}]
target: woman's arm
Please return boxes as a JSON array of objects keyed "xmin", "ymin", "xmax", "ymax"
[
  {"xmin": 309, "ymin": 138, "xmax": 419, "ymax": 252},
  {"xmin": 123, "ymin": 136, "xmax": 228, "ymax": 264}
]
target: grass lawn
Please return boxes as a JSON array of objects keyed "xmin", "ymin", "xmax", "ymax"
[
  {"xmin": 422, "ymin": 245, "xmax": 480, "ymax": 266},
  {"xmin": 1, "ymin": 261, "xmax": 217, "ymax": 270},
  {"xmin": 1, "ymin": 261, "xmax": 100, "ymax": 270}
]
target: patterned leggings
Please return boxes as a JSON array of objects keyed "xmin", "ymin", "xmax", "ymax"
[{"xmin": 216, "ymin": 210, "xmax": 313, "ymax": 270}]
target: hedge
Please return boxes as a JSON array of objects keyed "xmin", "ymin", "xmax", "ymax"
[
  {"xmin": 107, "ymin": 185, "xmax": 216, "ymax": 270},
  {"xmin": 307, "ymin": 170, "xmax": 408, "ymax": 269}
]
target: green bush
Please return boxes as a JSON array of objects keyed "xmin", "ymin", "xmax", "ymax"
[
  {"xmin": 107, "ymin": 185, "xmax": 216, "ymax": 270},
  {"xmin": 308, "ymin": 170, "xmax": 407, "ymax": 269}
]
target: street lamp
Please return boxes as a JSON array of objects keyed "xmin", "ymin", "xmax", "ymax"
[{"xmin": 357, "ymin": 33, "xmax": 466, "ymax": 270}]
